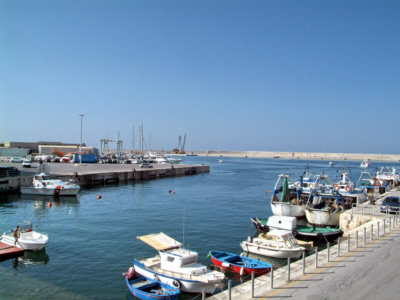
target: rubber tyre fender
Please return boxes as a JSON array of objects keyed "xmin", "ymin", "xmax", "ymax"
[
  {"xmin": 316, "ymin": 232, "xmax": 324, "ymax": 239},
  {"xmin": 172, "ymin": 279, "xmax": 181, "ymax": 289},
  {"xmin": 261, "ymin": 225, "xmax": 269, "ymax": 232},
  {"xmin": 292, "ymin": 230, "xmax": 298, "ymax": 237}
]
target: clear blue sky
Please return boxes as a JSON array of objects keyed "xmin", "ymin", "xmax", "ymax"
[{"xmin": 1, "ymin": 1, "xmax": 399, "ymax": 154}]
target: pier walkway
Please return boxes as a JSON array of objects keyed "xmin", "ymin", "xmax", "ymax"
[{"xmin": 210, "ymin": 190, "xmax": 400, "ymax": 300}]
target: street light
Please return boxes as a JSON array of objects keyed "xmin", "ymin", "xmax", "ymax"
[{"xmin": 79, "ymin": 114, "xmax": 85, "ymax": 164}]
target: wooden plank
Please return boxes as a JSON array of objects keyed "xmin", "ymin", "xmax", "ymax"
[{"xmin": 0, "ymin": 242, "xmax": 24, "ymax": 260}]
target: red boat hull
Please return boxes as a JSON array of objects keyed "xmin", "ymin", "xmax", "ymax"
[{"xmin": 210, "ymin": 257, "xmax": 271, "ymax": 276}]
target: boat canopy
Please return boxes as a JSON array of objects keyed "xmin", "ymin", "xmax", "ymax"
[{"xmin": 137, "ymin": 232, "xmax": 182, "ymax": 251}]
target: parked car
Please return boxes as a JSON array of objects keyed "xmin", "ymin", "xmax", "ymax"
[
  {"xmin": 381, "ymin": 196, "xmax": 400, "ymax": 213},
  {"xmin": 140, "ymin": 162, "xmax": 153, "ymax": 168},
  {"xmin": 10, "ymin": 157, "xmax": 23, "ymax": 163},
  {"xmin": 22, "ymin": 160, "xmax": 31, "ymax": 168},
  {"xmin": 52, "ymin": 157, "xmax": 60, "ymax": 163}
]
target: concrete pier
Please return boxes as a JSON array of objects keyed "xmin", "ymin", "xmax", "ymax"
[
  {"xmin": 0, "ymin": 162, "xmax": 210, "ymax": 187},
  {"xmin": 208, "ymin": 189, "xmax": 400, "ymax": 300}
]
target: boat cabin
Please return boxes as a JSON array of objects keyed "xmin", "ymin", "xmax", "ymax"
[
  {"xmin": 137, "ymin": 232, "xmax": 208, "ymax": 276},
  {"xmin": 255, "ymin": 230, "xmax": 300, "ymax": 249}
]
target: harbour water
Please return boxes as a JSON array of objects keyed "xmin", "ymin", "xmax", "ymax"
[{"xmin": 1, "ymin": 156, "xmax": 399, "ymax": 299}]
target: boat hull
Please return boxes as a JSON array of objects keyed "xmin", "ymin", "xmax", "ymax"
[
  {"xmin": 133, "ymin": 260, "xmax": 220, "ymax": 295},
  {"xmin": 1, "ymin": 231, "xmax": 49, "ymax": 251},
  {"xmin": 240, "ymin": 241, "xmax": 303, "ymax": 259},
  {"xmin": 271, "ymin": 201, "xmax": 306, "ymax": 219},
  {"xmin": 209, "ymin": 251, "xmax": 272, "ymax": 276},
  {"xmin": 20, "ymin": 186, "xmax": 80, "ymax": 196},
  {"xmin": 305, "ymin": 208, "xmax": 341, "ymax": 227},
  {"xmin": 126, "ymin": 276, "xmax": 180, "ymax": 300}
]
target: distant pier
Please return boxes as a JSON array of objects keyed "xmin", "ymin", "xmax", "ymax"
[{"xmin": 8, "ymin": 162, "xmax": 210, "ymax": 187}]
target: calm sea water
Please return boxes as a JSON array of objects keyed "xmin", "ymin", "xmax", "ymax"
[{"xmin": 1, "ymin": 156, "xmax": 398, "ymax": 299}]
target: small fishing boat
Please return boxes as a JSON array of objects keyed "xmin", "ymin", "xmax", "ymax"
[
  {"xmin": 134, "ymin": 232, "xmax": 225, "ymax": 295},
  {"xmin": 251, "ymin": 216, "xmax": 343, "ymax": 243},
  {"xmin": 357, "ymin": 172, "xmax": 392, "ymax": 195},
  {"xmin": 208, "ymin": 251, "xmax": 274, "ymax": 276},
  {"xmin": 270, "ymin": 174, "xmax": 307, "ymax": 219},
  {"xmin": 20, "ymin": 173, "xmax": 80, "ymax": 196},
  {"xmin": 125, "ymin": 267, "xmax": 180, "ymax": 300},
  {"xmin": 1, "ymin": 223, "xmax": 49, "ymax": 251},
  {"xmin": 240, "ymin": 230, "xmax": 305, "ymax": 259},
  {"xmin": 333, "ymin": 170, "xmax": 367, "ymax": 205},
  {"xmin": 360, "ymin": 160, "xmax": 370, "ymax": 168},
  {"xmin": 329, "ymin": 161, "xmax": 334, "ymax": 167}
]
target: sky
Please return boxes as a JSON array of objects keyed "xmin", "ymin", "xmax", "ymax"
[{"xmin": 1, "ymin": 1, "xmax": 399, "ymax": 154}]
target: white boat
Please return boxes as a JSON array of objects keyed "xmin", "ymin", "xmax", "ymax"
[
  {"xmin": 333, "ymin": 171, "xmax": 367, "ymax": 205},
  {"xmin": 1, "ymin": 223, "xmax": 49, "ymax": 251},
  {"xmin": 305, "ymin": 190, "xmax": 345, "ymax": 227},
  {"xmin": 164, "ymin": 156, "xmax": 182, "ymax": 164},
  {"xmin": 20, "ymin": 173, "xmax": 80, "ymax": 196},
  {"xmin": 270, "ymin": 174, "xmax": 306, "ymax": 219},
  {"xmin": 240, "ymin": 230, "xmax": 305, "ymax": 259},
  {"xmin": 360, "ymin": 160, "xmax": 370, "ymax": 168},
  {"xmin": 145, "ymin": 152, "xmax": 170, "ymax": 164},
  {"xmin": 376, "ymin": 167, "xmax": 399, "ymax": 183},
  {"xmin": 295, "ymin": 173, "xmax": 333, "ymax": 194},
  {"xmin": 134, "ymin": 233, "xmax": 225, "ymax": 295},
  {"xmin": 329, "ymin": 161, "xmax": 334, "ymax": 167}
]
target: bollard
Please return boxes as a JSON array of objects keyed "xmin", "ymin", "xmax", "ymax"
[
  {"xmin": 348, "ymin": 234, "xmax": 350, "ymax": 252},
  {"xmin": 378, "ymin": 221, "xmax": 380, "ymax": 237},
  {"xmin": 270, "ymin": 265, "xmax": 274, "ymax": 289},
  {"xmin": 228, "ymin": 280, "xmax": 231, "ymax": 300},
  {"xmin": 389, "ymin": 217, "xmax": 392, "ymax": 230},
  {"xmin": 327, "ymin": 242, "xmax": 330, "ymax": 262},
  {"xmin": 364, "ymin": 227, "xmax": 366, "ymax": 244},
  {"xmin": 371, "ymin": 224, "xmax": 373, "ymax": 240},
  {"xmin": 315, "ymin": 247, "xmax": 318, "ymax": 268},
  {"xmin": 384, "ymin": 219, "xmax": 386, "ymax": 234},
  {"xmin": 356, "ymin": 231, "xmax": 358, "ymax": 248},
  {"xmin": 337, "ymin": 238, "xmax": 340, "ymax": 257},
  {"xmin": 251, "ymin": 272, "xmax": 254, "ymax": 298},
  {"xmin": 302, "ymin": 251, "xmax": 305, "ymax": 274},
  {"xmin": 287, "ymin": 257, "xmax": 291, "ymax": 281},
  {"xmin": 202, "ymin": 289, "xmax": 206, "ymax": 300}
]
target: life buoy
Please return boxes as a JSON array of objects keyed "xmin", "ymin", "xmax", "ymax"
[
  {"xmin": 172, "ymin": 280, "xmax": 181, "ymax": 289},
  {"xmin": 334, "ymin": 184, "xmax": 339, "ymax": 191},
  {"xmin": 345, "ymin": 186, "xmax": 351, "ymax": 192},
  {"xmin": 316, "ymin": 232, "xmax": 324, "ymax": 239},
  {"xmin": 261, "ymin": 225, "xmax": 269, "ymax": 232},
  {"xmin": 309, "ymin": 183, "xmax": 314, "ymax": 189}
]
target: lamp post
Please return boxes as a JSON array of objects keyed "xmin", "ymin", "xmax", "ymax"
[{"xmin": 79, "ymin": 114, "xmax": 85, "ymax": 164}]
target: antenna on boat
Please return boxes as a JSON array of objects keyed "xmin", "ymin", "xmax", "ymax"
[{"xmin": 183, "ymin": 207, "xmax": 185, "ymax": 249}]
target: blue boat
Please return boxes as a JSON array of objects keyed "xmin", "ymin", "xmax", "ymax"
[
  {"xmin": 208, "ymin": 251, "xmax": 274, "ymax": 276},
  {"xmin": 125, "ymin": 267, "xmax": 180, "ymax": 300}
]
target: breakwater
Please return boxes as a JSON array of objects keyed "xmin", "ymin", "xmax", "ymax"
[{"xmin": 185, "ymin": 150, "xmax": 400, "ymax": 162}]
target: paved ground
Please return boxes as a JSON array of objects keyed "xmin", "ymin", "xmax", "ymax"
[{"xmin": 210, "ymin": 190, "xmax": 400, "ymax": 300}]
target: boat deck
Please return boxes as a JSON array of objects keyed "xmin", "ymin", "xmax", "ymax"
[{"xmin": 0, "ymin": 242, "xmax": 24, "ymax": 260}]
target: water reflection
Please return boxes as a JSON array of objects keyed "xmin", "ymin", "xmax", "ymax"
[{"xmin": 12, "ymin": 249, "xmax": 50, "ymax": 270}]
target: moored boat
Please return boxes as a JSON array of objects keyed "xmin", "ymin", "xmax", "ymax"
[
  {"xmin": 270, "ymin": 175, "xmax": 306, "ymax": 219},
  {"xmin": 134, "ymin": 232, "xmax": 225, "ymax": 295},
  {"xmin": 240, "ymin": 230, "xmax": 305, "ymax": 259},
  {"xmin": 20, "ymin": 173, "xmax": 80, "ymax": 196},
  {"xmin": 333, "ymin": 170, "xmax": 367, "ymax": 205},
  {"xmin": 208, "ymin": 251, "xmax": 274, "ymax": 276},
  {"xmin": 1, "ymin": 223, "xmax": 49, "ymax": 251},
  {"xmin": 251, "ymin": 216, "xmax": 343, "ymax": 243},
  {"xmin": 125, "ymin": 267, "xmax": 180, "ymax": 300}
]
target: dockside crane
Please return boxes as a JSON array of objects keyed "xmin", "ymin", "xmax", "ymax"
[{"xmin": 173, "ymin": 134, "xmax": 186, "ymax": 154}]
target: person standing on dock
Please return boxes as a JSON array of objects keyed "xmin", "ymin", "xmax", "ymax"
[{"xmin": 13, "ymin": 226, "xmax": 20, "ymax": 247}]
